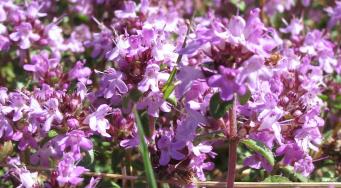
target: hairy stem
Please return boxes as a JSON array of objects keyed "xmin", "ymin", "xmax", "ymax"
[{"xmin": 227, "ymin": 94, "xmax": 238, "ymax": 188}]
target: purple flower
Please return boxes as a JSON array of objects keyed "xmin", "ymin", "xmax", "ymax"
[
  {"xmin": 18, "ymin": 132, "xmax": 38, "ymax": 151},
  {"xmin": 189, "ymin": 143, "xmax": 213, "ymax": 156},
  {"xmin": 175, "ymin": 66, "xmax": 204, "ymax": 97},
  {"xmin": 244, "ymin": 153, "xmax": 273, "ymax": 172},
  {"xmin": 23, "ymin": 50, "xmax": 61, "ymax": 82},
  {"xmin": 325, "ymin": 1, "xmax": 341, "ymax": 28},
  {"xmin": 16, "ymin": 169, "xmax": 39, "ymax": 188},
  {"xmin": 114, "ymin": 1, "xmax": 137, "ymax": 19},
  {"xmin": 301, "ymin": 0, "xmax": 311, "ymax": 7},
  {"xmin": 57, "ymin": 130, "xmax": 93, "ymax": 160},
  {"xmin": 0, "ymin": 115, "xmax": 13, "ymax": 139},
  {"xmin": 68, "ymin": 60, "xmax": 92, "ymax": 84},
  {"xmin": 56, "ymin": 155, "xmax": 88, "ymax": 186},
  {"xmin": 157, "ymin": 134, "xmax": 186, "ymax": 166},
  {"xmin": 43, "ymin": 98, "xmax": 63, "ymax": 132},
  {"xmin": 138, "ymin": 64, "xmax": 169, "ymax": 93},
  {"xmin": 175, "ymin": 109, "xmax": 206, "ymax": 142},
  {"xmin": 137, "ymin": 92, "xmax": 171, "ymax": 117},
  {"xmin": 249, "ymin": 131, "xmax": 275, "ymax": 149},
  {"xmin": 84, "ymin": 29, "xmax": 113, "ymax": 58},
  {"xmin": 152, "ymin": 43, "xmax": 178, "ymax": 63},
  {"xmin": 106, "ymin": 35, "xmax": 130, "ymax": 61},
  {"xmin": 0, "ymin": 34, "xmax": 10, "ymax": 51},
  {"xmin": 85, "ymin": 177, "xmax": 101, "ymax": 188},
  {"xmin": 9, "ymin": 22, "xmax": 40, "ymax": 49},
  {"xmin": 30, "ymin": 138, "xmax": 63, "ymax": 166},
  {"xmin": 26, "ymin": 1, "xmax": 47, "ymax": 19},
  {"xmin": 280, "ymin": 18, "xmax": 303, "ymax": 36},
  {"xmin": 83, "ymin": 104, "xmax": 112, "ymax": 137},
  {"xmin": 208, "ymin": 66, "xmax": 246, "ymax": 101},
  {"xmin": 120, "ymin": 135, "xmax": 139, "ymax": 149},
  {"xmin": 67, "ymin": 118, "xmax": 79, "ymax": 129},
  {"xmin": 294, "ymin": 127, "xmax": 321, "ymax": 152},
  {"xmin": 237, "ymin": 55, "xmax": 272, "ymax": 88},
  {"xmin": 294, "ymin": 156, "xmax": 314, "ymax": 176},
  {"xmin": 98, "ymin": 68, "xmax": 128, "ymax": 99},
  {"xmin": 66, "ymin": 25, "xmax": 91, "ymax": 53},
  {"xmin": 276, "ymin": 143, "xmax": 305, "ymax": 165},
  {"xmin": 0, "ymin": 87, "xmax": 8, "ymax": 104},
  {"xmin": 0, "ymin": 5, "xmax": 6, "ymax": 22},
  {"xmin": 258, "ymin": 107, "xmax": 283, "ymax": 144},
  {"xmin": 263, "ymin": 0, "xmax": 295, "ymax": 16},
  {"xmin": 190, "ymin": 154, "xmax": 214, "ymax": 181},
  {"xmin": 7, "ymin": 92, "xmax": 29, "ymax": 121}
]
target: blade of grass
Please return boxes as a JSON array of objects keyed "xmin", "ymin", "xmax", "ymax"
[
  {"xmin": 162, "ymin": 20, "xmax": 191, "ymax": 99},
  {"xmin": 133, "ymin": 106, "xmax": 157, "ymax": 188}
]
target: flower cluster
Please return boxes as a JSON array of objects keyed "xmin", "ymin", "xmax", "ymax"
[{"xmin": 0, "ymin": 0, "xmax": 340, "ymax": 187}]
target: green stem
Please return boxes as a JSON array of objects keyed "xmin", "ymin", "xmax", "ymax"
[{"xmin": 133, "ymin": 106, "xmax": 157, "ymax": 188}]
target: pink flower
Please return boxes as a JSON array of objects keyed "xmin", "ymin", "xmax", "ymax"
[
  {"xmin": 83, "ymin": 104, "xmax": 112, "ymax": 137},
  {"xmin": 138, "ymin": 64, "xmax": 169, "ymax": 93},
  {"xmin": 9, "ymin": 22, "xmax": 40, "ymax": 49},
  {"xmin": 137, "ymin": 92, "xmax": 171, "ymax": 117}
]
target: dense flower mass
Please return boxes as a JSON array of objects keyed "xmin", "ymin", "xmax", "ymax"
[{"xmin": 0, "ymin": 0, "xmax": 340, "ymax": 187}]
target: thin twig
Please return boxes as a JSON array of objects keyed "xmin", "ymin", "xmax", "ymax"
[
  {"xmin": 227, "ymin": 94, "xmax": 238, "ymax": 188},
  {"xmin": 1, "ymin": 164, "xmax": 340, "ymax": 187}
]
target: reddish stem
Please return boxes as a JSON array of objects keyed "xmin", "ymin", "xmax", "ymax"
[{"xmin": 227, "ymin": 94, "xmax": 238, "ymax": 188}]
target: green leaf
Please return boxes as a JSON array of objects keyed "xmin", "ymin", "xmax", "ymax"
[
  {"xmin": 166, "ymin": 95, "xmax": 177, "ymax": 106},
  {"xmin": 281, "ymin": 166, "xmax": 308, "ymax": 182},
  {"xmin": 319, "ymin": 94, "xmax": 328, "ymax": 101},
  {"xmin": 238, "ymin": 89, "xmax": 251, "ymax": 105},
  {"xmin": 193, "ymin": 130, "xmax": 225, "ymax": 145},
  {"xmin": 162, "ymin": 68, "xmax": 177, "ymax": 99},
  {"xmin": 241, "ymin": 139, "xmax": 275, "ymax": 166},
  {"xmin": 86, "ymin": 149, "xmax": 95, "ymax": 164},
  {"xmin": 263, "ymin": 175, "xmax": 291, "ymax": 182},
  {"xmin": 209, "ymin": 93, "xmax": 233, "ymax": 118},
  {"xmin": 133, "ymin": 107, "xmax": 157, "ymax": 188},
  {"xmin": 162, "ymin": 24, "xmax": 190, "ymax": 100},
  {"xmin": 163, "ymin": 83, "xmax": 176, "ymax": 100},
  {"xmin": 140, "ymin": 111, "xmax": 151, "ymax": 138},
  {"xmin": 110, "ymin": 181, "xmax": 121, "ymax": 188},
  {"xmin": 48, "ymin": 130, "xmax": 58, "ymax": 138},
  {"xmin": 129, "ymin": 88, "xmax": 143, "ymax": 102},
  {"xmin": 230, "ymin": 0, "xmax": 246, "ymax": 11}
]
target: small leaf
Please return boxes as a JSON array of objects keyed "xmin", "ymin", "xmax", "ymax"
[
  {"xmin": 209, "ymin": 93, "xmax": 233, "ymax": 118},
  {"xmin": 238, "ymin": 89, "xmax": 251, "ymax": 105},
  {"xmin": 263, "ymin": 175, "xmax": 291, "ymax": 182},
  {"xmin": 48, "ymin": 130, "xmax": 58, "ymax": 138},
  {"xmin": 241, "ymin": 139, "xmax": 275, "ymax": 166}
]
